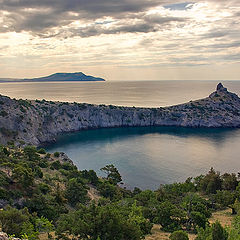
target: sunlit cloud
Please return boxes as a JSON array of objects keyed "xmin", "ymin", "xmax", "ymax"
[{"xmin": 0, "ymin": 0, "xmax": 239, "ymax": 80}]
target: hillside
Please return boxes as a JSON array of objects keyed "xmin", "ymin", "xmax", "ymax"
[
  {"xmin": 0, "ymin": 145, "xmax": 240, "ymax": 240},
  {"xmin": 0, "ymin": 83, "xmax": 240, "ymax": 146},
  {"xmin": 0, "ymin": 72, "xmax": 105, "ymax": 82}
]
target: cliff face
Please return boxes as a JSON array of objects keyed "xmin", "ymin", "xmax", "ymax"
[{"xmin": 0, "ymin": 83, "xmax": 240, "ymax": 146}]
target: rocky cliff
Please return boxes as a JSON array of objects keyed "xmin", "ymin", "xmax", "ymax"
[{"xmin": 0, "ymin": 83, "xmax": 240, "ymax": 146}]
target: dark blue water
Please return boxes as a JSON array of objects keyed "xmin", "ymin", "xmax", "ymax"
[{"xmin": 46, "ymin": 127, "xmax": 240, "ymax": 190}]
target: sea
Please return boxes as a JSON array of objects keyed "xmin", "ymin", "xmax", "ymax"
[{"xmin": 1, "ymin": 80, "xmax": 240, "ymax": 190}]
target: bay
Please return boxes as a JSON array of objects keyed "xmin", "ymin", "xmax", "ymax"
[
  {"xmin": 45, "ymin": 126, "xmax": 240, "ymax": 190},
  {"xmin": 1, "ymin": 80, "xmax": 240, "ymax": 189}
]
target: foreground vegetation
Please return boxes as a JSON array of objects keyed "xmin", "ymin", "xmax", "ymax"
[{"xmin": 0, "ymin": 143, "xmax": 240, "ymax": 239}]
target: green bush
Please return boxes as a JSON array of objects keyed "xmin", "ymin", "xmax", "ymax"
[
  {"xmin": 54, "ymin": 152, "xmax": 60, "ymax": 158},
  {"xmin": 0, "ymin": 206, "xmax": 30, "ymax": 237},
  {"xmin": 170, "ymin": 230, "xmax": 189, "ymax": 240},
  {"xmin": 37, "ymin": 148, "xmax": 46, "ymax": 154}
]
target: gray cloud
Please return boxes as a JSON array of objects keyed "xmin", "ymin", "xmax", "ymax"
[
  {"xmin": 0, "ymin": 0, "xmax": 187, "ymax": 35},
  {"xmin": 209, "ymin": 42, "xmax": 240, "ymax": 49},
  {"xmin": 1, "ymin": 0, "xmax": 174, "ymax": 13},
  {"xmin": 192, "ymin": 41, "xmax": 240, "ymax": 50},
  {"xmin": 202, "ymin": 30, "xmax": 230, "ymax": 39},
  {"xmin": 65, "ymin": 15, "xmax": 187, "ymax": 38}
]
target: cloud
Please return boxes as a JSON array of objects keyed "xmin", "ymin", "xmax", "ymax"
[
  {"xmin": 0, "ymin": 0, "xmax": 240, "ymax": 79},
  {"xmin": 64, "ymin": 14, "xmax": 188, "ymax": 38},
  {"xmin": 202, "ymin": 30, "xmax": 231, "ymax": 39},
  {"xmin": 164, "ymin": 2, "xmax": 194, "ymax": 10},
  {"xmin": 0, "ymin": 0, "xmax": 188, "ymax": 35}
]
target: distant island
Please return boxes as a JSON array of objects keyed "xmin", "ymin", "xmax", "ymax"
[{"xmin": 0, "ymin": 72, "xmax": 105, "ymax": 82}]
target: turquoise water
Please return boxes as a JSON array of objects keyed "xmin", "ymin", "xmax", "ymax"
[
  {"xmin": 1, "ymin": 80, "xmax": 240, "ymax": 189},
  {"xmin": 46, "ymin": 126, "xmax": 240, "ymax": 190}
]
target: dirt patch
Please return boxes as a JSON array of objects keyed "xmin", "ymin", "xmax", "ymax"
[
  {"xmin": 209, "ymin": 208, "xmax": 234, "ymax": 227},
  {"xmin": 87, "ymin": 185, "xmax": 101, "ymax": 201},
  {"xmin": 145, "ymin": 224, "xmax": 196, "ymax": 240}
]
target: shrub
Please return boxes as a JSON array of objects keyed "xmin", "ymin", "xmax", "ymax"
[
  {"xmin": 54, "ymin": 152, "xmax": 60, "ymax": 158},
  {"xmin": 37, "ymin": 148, "xmax": 46, "ymax": 154},
  {"xmin": 51, "ymin": 161, "xmax": 61, "ymax": 170},
  {"xmin": 0, "ymin": 206, "xmax": 30, "ymax": 237},
  {"xmin": 170, "ymin": 230, "xmax": 189, "ymax": 240}
]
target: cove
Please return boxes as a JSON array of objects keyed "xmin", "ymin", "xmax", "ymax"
[{"xmin": 45, "ymin": 126, "xmax": 240, "ymax": 190}]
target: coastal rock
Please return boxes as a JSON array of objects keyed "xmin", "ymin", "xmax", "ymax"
[
  {"xmin": 216, "ymin": 83, "xmax": 227, "ymax": 91},
  {"xmin": 59, "ymin": 152, "xmax": 74, "ymax": 164},
  {"xmin": 1, "ymin": 83, "xmax": 240, "ymax": 146}
]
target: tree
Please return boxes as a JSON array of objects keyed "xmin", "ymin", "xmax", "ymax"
[
  {"xmin": 128, "ymin": 201, "xmax": 153, "ymax": 237},
  {"xmin": 35, "ymin": 216, "xmax": 53, "ymax": 234},
  {"xmin": 0, "ymin": 206, "xmax": 30, "ymax": 237},
  {"xmin": 25, "ymin": 193, "xmax": 63, "ymax": 221},
  {"xmin": 65, "ymin": 178, "xmax": 89, "ymax": 206},
  {"xmin": 23, "ymin": 146, "xmax": 41, "ymax": 162},
  {"xmin": 200, "ymin": 168, "xmax": 222, "ymax": 194},
  {"xmin": 228, "ymin": 216, "xmax": 240, "ymax": 240},
  {"xmin": 196, "ymin": 221, "xmax": 228, "ymax": 240},
  {"xmin": 98, "ymin": 180, "xmax": 122, "ymax": 200},
  {"xmin": 182, "ymin": 193, "xmax": 211, "ymax": 231},
  {"xmin": 21, "ymin": 222, "xmax": 39, "ymax": 240},
  {"xmin": 37, "ymin": 148, "xmax": 46, "ymax": 154},
  {"xmin": 100, "ymin": 164, "xmax": 122, "ymax": 185},
  {"xmin": 195, "ymin": 224, "xmax": 212, "ymax": 240},
  {"xmin": 81, "ymin": 169, "xmax": 99, "ymax": 185},
  {"xmin": 153, "ymin": 201, "xmax": 184, "ymax": 232},
  {"xmin": 221, "ymin": 173, "xmax": 238, "ymax": 191},
  {"xmin": 170, "ymin": 230, "xmax": 189, "ymax": 240},
  {"xmin": 12, "ymin": 165, "xmax": 34, "ymax": 188},
  {"xmin": 54, "ymin": 152, "xmax": 60, "ymax": 157},
  {"xmin": 212, "ymin": 221, "xmax": 228, "ymax": 240},
  {"xmin": 56, "ymin": 202, "xmax": 152, "ymax": 240}
]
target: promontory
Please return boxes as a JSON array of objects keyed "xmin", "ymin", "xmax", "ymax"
[{"xmin": 0, "ymin": 83, "xmax": 240, "ymax": 146}]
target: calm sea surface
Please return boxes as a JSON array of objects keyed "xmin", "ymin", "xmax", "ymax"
[{"xmin": 1, "ymin": 80, "xmax": 240, "ymax": 189}]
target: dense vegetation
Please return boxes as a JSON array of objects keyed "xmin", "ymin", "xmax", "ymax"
[{"xmin": 0, "ymin": 143, "xmax": 240, "ymax": 239}]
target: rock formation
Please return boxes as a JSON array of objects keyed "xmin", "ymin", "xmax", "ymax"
[
  {"xmin": 0, "ymin": 232, "xmax": 20, "ymax": 240},
  {"xmin": 0, "ymin": 83, "xmax": 240, "ymax": 146}
]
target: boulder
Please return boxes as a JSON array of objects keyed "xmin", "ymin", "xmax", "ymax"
[{"xmin": 0, "ymin": 232, "xmax": 8, "ymax": 240}]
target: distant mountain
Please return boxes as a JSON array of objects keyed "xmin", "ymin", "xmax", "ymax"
[
  {"xmin": 0, "ymin": 78, "xmax": 21, "ymax": 82},
  {"xmin": 0, "ymin": 72, "xmax": 105, "ymax": 82}
]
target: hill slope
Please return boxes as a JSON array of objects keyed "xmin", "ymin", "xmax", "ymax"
[{"xmin": 23, "ymin": 72, "xmax": 105, "ymax": 82}]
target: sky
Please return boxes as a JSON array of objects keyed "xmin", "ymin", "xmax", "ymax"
[{"xmin": 0, "ymin": 0, "xmax": 240, "ymax": 81}]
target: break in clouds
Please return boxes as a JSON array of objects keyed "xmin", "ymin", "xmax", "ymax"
[{"xmin": 0, "ymin": 0, "xmax": 240, "ymax": 79}]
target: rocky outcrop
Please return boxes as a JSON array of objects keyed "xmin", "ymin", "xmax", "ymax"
[
  {"xmin": 0, "ymin": 83, "xmax": 240, "ymax": 146},
  {"xmin": 0, "ymin": 232, "xmax": 21, "ymax": 240}
]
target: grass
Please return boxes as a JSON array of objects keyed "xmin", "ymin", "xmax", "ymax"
[
  {"xmin": 145, "ymin": 224, "xmax": 196, "ymax": 240},
  {"xmin": 145, "ymin": 208, "xmax": 234, "ymax": 240},
  {"xmin": 209, "ymin": 208, "xmax": 233, "ymax": 227}
]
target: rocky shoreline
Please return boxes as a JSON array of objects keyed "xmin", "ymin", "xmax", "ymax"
[{"xmin": 1, "ymin": 83, "xmax": 240, "ymax": 146}]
